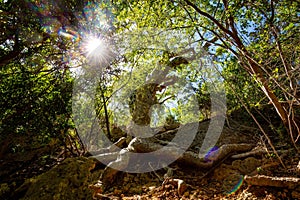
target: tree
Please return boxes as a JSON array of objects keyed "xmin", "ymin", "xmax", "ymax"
[{"xmin": 110, "ymin": 0, "xmax": 300, "ymax": 148}]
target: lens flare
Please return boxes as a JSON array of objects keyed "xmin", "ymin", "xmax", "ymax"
[
  {"xmin": 204, "ymin": 146, "xmax": 219, "ymax": 162},
  {"xmin": 226, "ymin": 175, "xmax": 244, "ymax": 194},
  {"xmin": 58, "ymin": 28, "xmax": 80, "ymax": 42}
]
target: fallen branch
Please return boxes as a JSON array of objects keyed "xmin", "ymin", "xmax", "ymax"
[
  {"xmin": 231, "ymin": 148, "xmax": 266, "ymax": 159},
  {"xmin": 244, "ymin": 175, "xmax": 300, "ymax": 189},
  {"xmin": 231, "ymin": 149, "xmax": 290, "ymax": 160}
]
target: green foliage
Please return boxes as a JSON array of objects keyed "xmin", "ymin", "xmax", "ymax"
[
  {"xmin": 0, "ymin": 60, "xmax": 74, "ymax": 145},
  {"xmin": 0, "ymin": 0, "xmax": 80, "ymax": 153},
  {"xmin": 222, "ymin": 57, "xmax": 266, "ymax": 111}
]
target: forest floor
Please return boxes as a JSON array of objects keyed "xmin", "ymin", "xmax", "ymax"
[
  {"xmin": 97, "ymin": 155, "xmax": 300, "ymax": 200},
  {"xmin": 1, "ymin": 106, "xmax": 300, "ymax": 199}
]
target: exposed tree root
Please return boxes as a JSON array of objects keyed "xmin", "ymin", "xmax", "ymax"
[
  {"xmin": 95, "ymin": 136, "xmax": 255, "ymax": 190},
  {"xmin": 89, "ymin": 137, "xmax": 127, "ymax": 155}
]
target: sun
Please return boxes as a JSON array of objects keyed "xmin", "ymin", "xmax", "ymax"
[
  {"xmin": 86, "ymin": 37, "xmax": 104, "ymax": 55},
  {"xmin": 82, "ymin": 35, "xmax": 114, "ymax": 66}
]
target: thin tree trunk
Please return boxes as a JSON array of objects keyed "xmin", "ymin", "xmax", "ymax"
[{"xmin": 100, "ymin": 84, "xmax": 111, "ymax": 139}]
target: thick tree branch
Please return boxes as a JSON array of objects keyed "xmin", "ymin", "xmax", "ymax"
[{"xmin": 183, "ymin": 0, "xmax": 236, "ymax": 41}]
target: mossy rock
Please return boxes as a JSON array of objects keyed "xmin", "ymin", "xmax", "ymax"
[{"xmin": 15, "ymin": 157, "xmax": 97, "ymax": 200}]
